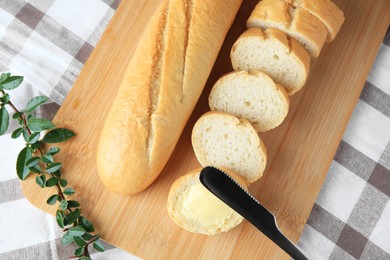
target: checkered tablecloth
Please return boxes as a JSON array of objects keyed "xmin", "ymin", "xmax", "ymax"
[{"xmin": 0, "ymin": 1, "xmax": 389, "ymax": 259}]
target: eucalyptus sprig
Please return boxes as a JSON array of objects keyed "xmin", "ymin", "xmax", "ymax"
[{"xmin": 0, "ymin": 72, "xmax": 104, "ymax": 259}]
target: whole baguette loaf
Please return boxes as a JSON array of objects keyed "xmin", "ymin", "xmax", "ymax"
[{"xmin": 97, "ymin": 0, "xmax": 243, "ymax": 195}]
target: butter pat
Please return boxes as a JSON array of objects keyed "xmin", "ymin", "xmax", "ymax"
[
  {"xmin": 167, "ymin": 168, "xmax": 248, "ymax": 235},
  {"xmin": 182, "ymin": 181, "xmax": 236, "ymax": 227}
]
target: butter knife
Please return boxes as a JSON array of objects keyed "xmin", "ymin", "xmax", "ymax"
[{"xmin": 199, "ymin": 166, "xmax": 309, "ymax": 260}]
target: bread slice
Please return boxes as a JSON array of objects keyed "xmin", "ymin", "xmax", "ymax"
[
  {"xmin": 291, "ymin": 0, "xmax": 345, "ymax": 41},
  {"xmin": 247, "ymin": 0, "xmax": 328, "ymax": 57},
  {"xmin": 231, "ymin": 28, "xmax": 310, "ymax": 95},
  {"xmin": 167, "ymin": 168, "xmax": 247, "ymax": 235},
  {"xmin": 209, "ymin": 70, "xmax": 290, "ymax": 132},
  {"xmin": 192, "ymin": 111, "xmax": 267, "ymax": 183}
]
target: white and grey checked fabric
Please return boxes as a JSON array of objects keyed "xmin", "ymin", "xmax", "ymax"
[
  {"xmin": 0, "ymin": 0, "xmax": 389, "ymax": 259},
  {"xmin": 298, "ymin": 30, "xmax": 390, "ymax": 259}
]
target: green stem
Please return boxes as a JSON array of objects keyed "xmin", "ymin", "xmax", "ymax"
[
  {"xmin": 5, "ymin": 89, "xmax": 94, "ymax": 258},
  {"xmin": 6, "ymin": 99, "xmax": 19, "ymax": 114},
  {"xmin": 2, "ymin": 91, "xmax": 31, "ymax": 135},
  {"xmin": 81, "ymin": 235, "xmax": 100, "ymax": 257},
  {"xmin": 7, "ymin": 97, "xmax": 69, "ymax": 208},
  {"xmin": 83, "ymin": 245, "xmax": 90, "ymax": 257}
]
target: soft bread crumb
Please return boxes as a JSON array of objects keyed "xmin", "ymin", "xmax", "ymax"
[
  {"xmin": 209, "ymin": 70, "xmax": 289, "ymax": 132},
  {"xmin": 231, "ymin": 28, "xmax": 310, "ymax": 95},
  {"xmin": 192, "ymin": 112, "xmax": 267, "ymax": 183}
]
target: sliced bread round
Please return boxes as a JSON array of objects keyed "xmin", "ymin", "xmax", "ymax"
[
  {"xmin": 167, "ymin": 168, "xmax": 247, "ymax": 235},
  {"xmin": 231, "ymin": 28, "xmax": 310, "ymax": 95},
  {"xmin": 247, "ymin": 0, "xmax": 328, "ymax": 57},
  {"xmin": 192, "ymin": 111, "xmax": 267, "ymax": 183},
  {"xmin": 293, "ymin": 0, "xmax": 345, "ymax": 41},
  {"xmin": 209, "ymin": 70, "xmax": 290, "ymax": 132}
]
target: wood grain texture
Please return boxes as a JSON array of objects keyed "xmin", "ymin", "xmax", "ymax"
[{"xmin": 21, "ymin": 0, "xmax": 390, "ymax": 259}]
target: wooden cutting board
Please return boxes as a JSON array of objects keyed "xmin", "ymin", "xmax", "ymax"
[{"xmin": 22, "ymin": 0, "xmax": 390, "ymax": 259}]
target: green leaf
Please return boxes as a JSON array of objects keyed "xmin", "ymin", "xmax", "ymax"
[
  {"xmin": 93, "ymin": 240, "xmax": 105, "ymax": 252},
  {"xmin": 64, "ymin": 210, "xmax": 81, "ymax": 226},
  {"xmin": 74, "ymin": 247, "xmax": 84, "ymax": 257},
  {"xmin": 0, "ymin": 107, "xmax": 9, "ymax": 135},
  {"xmin": 56, "ymin": 210, "xmax": 65, "ymax": 228},
  {"xmin": 45, "ymin": 177, "xmax": 58, "ymax": 187},
  {"xmin": 59, "ymin": 178, "xmax": 67, "ymax": 187},
  {"xmin": 73, "ymin": 236, "xmax": 86, "ymax": 247},
  {"xmin": 35, "ymin": 175, "xmax": 46, "ymax": 187},
  {"xmin": 46, "ymin": 162, "xmax": 62, "ymax": 173},
  {"xmin": 59, "ymin": 199, "xmax": 68, "ymax": 210},
  {"xmin": 47, "ymin": 194, "xmax": 60, "ymax": 205},
  {"xmin": 1, "ymin": 93, "xmax": 10, "ymax": 104},
  {"xmin": 27, "ymin": 117, "xmax": 55, "ymax": 132},
  {"xmin": 30, "ymin": 141, "xmax": 42, "ymax": 151},
  {"xmin": 41, "ymin": 128, "xmax": 75, "ymax": 143},
  {"xmin": 29, "ymin": 164, "xmax": 42, "ymax": 173},
  {"xmin": 22, "ymin": 128, "xmax": 29, "ymax": 142},
  {"xmin": 67, "ymin": 200, "xmax": 80, "ymax": 208},
  {"xmin": 26, "ymin": 156, "xmax": 40, "ymax": 168},
  {"xmin": 1, "ymin": 76, "xmax": 23, "ymax": 90},
  {"xmin": 78, "ymin": 216, "xmax": 94, "ymax": 232},
  {"xmin": 81, "ymin": 233, "xmax": 93, "ymax": 241},
  {"xmin": 0, "ymin": 72, "xmax": 10, "ymax": 82},
  {"xmin": 16, "ymin": 147, "xmax": 32, "ymax": 180},
  {"xmin": 12, "ymin": 112, "xmax": 23, "ymax": 119},
  {"xmin": 61, "ymin": 231, "xmax": 74, "ymax": 245},
  {"xmin": 68, "ymin": 226, "xmax": 86, "ymax": 237},
  {"xmin": 28, "ymin": 132, "xmax": 40, "ymax": 144},
  {"xmin": 52, "ymin": 169, "xmax": 61, "ymax": 178},
  {"xmin": 25, "ymin": 96, "xmax": 49, "ymax": 113},
  {"xmin": 79, "ymin": 257, "xmax": 91, "ymax": 260},
  {"xmin": 63, "ymin": 187, "xmax": 75, "ymax": 196},
  {"xmin": 11, "ymin": 127, "xmax": 23, "ymax": 139},
  {"xmin": 41, "ymin": 153, "xmax": 54, "ymax": 164},
  {"xmin": 46, "ymin": 146, "xmax": 60, "ymax": 155}
]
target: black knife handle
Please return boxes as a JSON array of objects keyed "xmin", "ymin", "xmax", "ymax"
[
  {"xmin": 250, "ymin": 215, "xmax": 308, "ymax": 260},
  {"xmin": 228, "ymin": 188, "xmax": 309, "ymax": 260},
  {"xmin": 199, "ymin": 167, "xmax": 309, "ymax": 260}
]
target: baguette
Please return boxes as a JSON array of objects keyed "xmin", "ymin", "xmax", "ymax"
[{"xmin": 97, "ymin": 0, "xmax": 243, "ymax": 195}]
